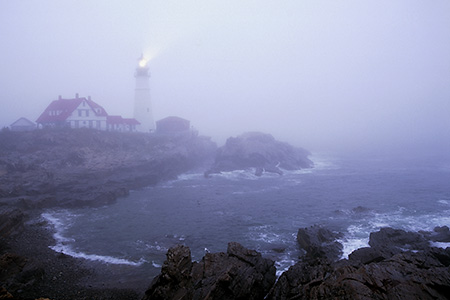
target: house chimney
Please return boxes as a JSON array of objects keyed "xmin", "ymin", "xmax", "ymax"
[
  {"xmin": 75, "ymin": 93, "xmax": 79, "ymax": 99},
  {"xmin": 58, "ymin": 95, "xmax": 62, "ymax": 100}
]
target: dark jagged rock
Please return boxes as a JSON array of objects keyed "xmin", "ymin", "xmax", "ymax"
[
  {"xmin": 422, "ymin": 226, "xmax": 450, "ymax": 243},
  {"xmin": 0, "ymin": 286, "xmax": 14, "ymax": 299},
  {"xmin": 369, "ymin": 227, "xmax": 430, "ymax": 252},
  {"xmin": 0, "ymin": 208, "xmax": 26, "ymax": 239},
  {"xmin": 268, "ymin": 247, "xmax": 450, "ymax": 300},
  {"xmin": 268, "ymin": 227, "xmax": 450, "ymax": 300},
  {"xmin": 348, "ymin": 227, "xmax": 434, "ymax": 265},
  {"xmin": 347, "ymin": 246, "xmax": 393, "ymax": 265},
  {"xmin": 297, "ymin": 225, "xmax": 343, "ymax": 262},
  {"xmin": 205, "ymin": 132, "xmax": 313, "ymax": 177},
  {"xmin": 144, "ymin": 242, "xmax": 276, "ymax": 300}
]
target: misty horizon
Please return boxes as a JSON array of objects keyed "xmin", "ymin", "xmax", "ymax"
[{"xmin": 1, "ymin": 1, "xmax": 449, "ymax": 154}]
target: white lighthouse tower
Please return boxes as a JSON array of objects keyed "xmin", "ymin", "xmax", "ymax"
[{"xmin": 133, "ymin": 54, "xmax": 155, "ymax": 132}]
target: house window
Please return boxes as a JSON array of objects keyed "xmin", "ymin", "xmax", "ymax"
[
  {"xmin": 89, "ymin": 121, "xmax": 93, "ymax": 128},
  {"xmin": 82, "ymin": 101, "xmax": 85, "ymax": 106},
  {"xmin": 75, "ymin": 120, "xmax": 79, "ymax": 128},
  {"xmin": 78, "ymin": 110, "xmax": 82, "ymax": 117},
  {"xmin": 86, "ymin": 110, "xmax": 89, "ymax": 117}
]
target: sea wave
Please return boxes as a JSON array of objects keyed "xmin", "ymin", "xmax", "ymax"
[
  {"xmin": 308, "ymin": 152, "xmax": 340, "ymax": 171},
  {"xmin": 338, "ymin": 205, "xmax": 450, "ymax": 258},
  {"xmin": 42, "ymin": 211, "xmax": 145, "ymax": 267},
  {"xmin": 49, "ymin": 244, "xmax": 146, "ymax": 266},
  {"xmin": 176, "ymin": 172, "xmax": 205, "ymax": 181}
]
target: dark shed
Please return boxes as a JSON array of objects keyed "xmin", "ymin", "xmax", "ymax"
[{"xmin": 156, "ymin": 116, "xmax": 190, "ymax": 134}]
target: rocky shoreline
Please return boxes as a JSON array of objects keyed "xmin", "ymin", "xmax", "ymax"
[
  {"xmin": 144, "ymin": 226, "xmax": 450, "ymax": 300},
  {"xmin": 2, "ymin": 129, "xmax": 449, "ymax": 299},
  {"xmin": 0, "ymin": 128, "xmax": 217, "ymax": 209},
  {"xmin": 3, "ymin": 213, "xmax": 450, "ymax": 300},
  {"xmin": 0, "ymin": 128, "xmax": 217, "ymax": 299}
]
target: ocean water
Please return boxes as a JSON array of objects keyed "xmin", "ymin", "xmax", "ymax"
[{"xmin": 41, "ymin": 152, "xmax": 450, "ymax": 282}]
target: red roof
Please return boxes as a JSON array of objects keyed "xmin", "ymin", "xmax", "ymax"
[
  {"xmin": 123, "ymin": 118, "xmax": 140, "ymax": 125},
  {"xmin": 106, "ymin": 115, "xmax": 123, "ymax": 124},
  {"xmin": 107, "ymin": 116, "xmax": 140, "ymax": 125},
  {"xmin": 36, "ymin": 96, "xmax": 108, "ymax": 123}
]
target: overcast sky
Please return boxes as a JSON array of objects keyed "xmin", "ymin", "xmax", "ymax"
[{"xmin": 1, "ymin": 1, "xmax": 449, "ymax": 153}]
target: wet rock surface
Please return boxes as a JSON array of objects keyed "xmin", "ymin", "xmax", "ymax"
[
  {"xmin": 268, "ymin": 226, "xmax": 450, "ymax": 300},
  {"xmin": 205, "ymin": 132, "xmax": 313, "ymax": 177},
  {"xmin": 145, "ymin": 226, "xmax": 450, "ymax": 300},
  {"xmin": 297, "ymin": 225, "xmax": 343, "ymax": 262},
  {"xmin": 143, "ymin": 242, "xmax": 276, "ymax": 300}
]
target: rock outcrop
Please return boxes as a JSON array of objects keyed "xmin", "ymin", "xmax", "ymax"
[
  {"xmin": 268, "ymin": 247, "xmax": 450, "ymax": 300},
  {"xmin": 297, "ymin": 225, "xmax": 343, "ymax": 262},
  {"xmin": 267, "ymin": 226, "xmax": 450, "ymax": 300},
  {"xmin": 0, "ymin": 128, "xmax": 216, "ymax": 208},
  {"xmin": 145, "ymin": 226, "xmax": 450, "ymax": 300},
  {"xmin": 205, "ymin": 132, "xmax": 313, "ymax": 177},
  {"xmin": 143, "ymin": 242, "xmax": 276, "ymax": 300}
]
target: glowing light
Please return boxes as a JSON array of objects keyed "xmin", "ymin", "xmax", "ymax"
[{"xmin": 138, "ymin": 57, "xmax": 148, "ymax": 68}]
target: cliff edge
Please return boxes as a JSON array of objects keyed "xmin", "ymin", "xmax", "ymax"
[{"xmin": 0, "ymin": 128, "xmax": 217, "ymax": 208}]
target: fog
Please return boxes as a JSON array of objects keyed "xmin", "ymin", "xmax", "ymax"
[{"xmin": 1, "ymin": 1, "xmax": 449, "ymax": 154}]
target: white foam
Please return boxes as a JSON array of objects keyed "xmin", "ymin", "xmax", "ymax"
[
  {"xmin": 50, "ymin": 244, "xmax": 146, "ymax": 266},
  {"xmin": 338, "ymin": 224, "xmax": 370, "ymax": 259},
  {"xmin": 212, "ymin": 169, "xmax": 260, "ymax": 181},
  {"xmin": 338, "ymin": 237, "xmax": 370, "ymax": 259},
  {"xmin": 283, "ymin": 169, "xmax": 313, "ymax": 176},
  {"xmin": 307, "ymin": 152, "xmax": 340, "ymax": 171},
  {"xmin": 431, "ymin": 241, "xmax": 450, "ymax": 248},
  {"xmin": 42, "ymin": 211, "xmax": 145, "ymax": 267},
  {"xmin": 438, "ymin": 199, "xmax": 450, "ymax": 205},
  {"xmin": 275, "ymin": 258, "xmax": 296, "ymax": 277},
  {"xmin": 135, "ymin": 240, "xmax": 168, "ymax": 253},
  {"xmin": 176, "ymin": 173, "xmax": 204, "ymax": 181},
  {"xmin": 247, "ymin": 225, "xmax": 284, "ymax": 244},
  {"xmin": 152, "ymin": 261, "xmax": 162, "ymax": 268},
  {"xmin": 338, "ymin": 206, "xmax": 450, "ymax": 258}
]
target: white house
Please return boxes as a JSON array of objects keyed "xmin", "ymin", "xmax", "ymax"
[{"xmin": 36, "ymin": 94, "xmax": 139, "ymax": 131}]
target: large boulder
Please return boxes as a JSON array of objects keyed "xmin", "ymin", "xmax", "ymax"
[
  {"xmin": 368, "ymin": 227, "xmax": 430, "ymax": 251},
  {"xmin": 421, "ymin": 226, "xmax": 450, "ymax": 243},
  {"xmin": 348, "ymin": 227, "xmax": 450, "ymax": 265},
  {"xmin": 297, "ymin": 225, "xmax": 343, "ymax": 262},
  {"xmin": 205, "ymin": 132, "xmax": 313, "ymax": 176},
  {"xmin": 143, "ymin": 242, "xmax": 276, "ymax": 300}
]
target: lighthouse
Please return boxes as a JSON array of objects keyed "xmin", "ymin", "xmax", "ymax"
[{"xmin": 133, "ymin": 54, "xmax": 155, "ymax": 132}]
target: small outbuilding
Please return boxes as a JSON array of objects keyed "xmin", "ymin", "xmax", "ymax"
[
  {"xmin": 10, "ymin": 117, "xmax": 36, "ymax": 131},
  {"xmin": 107, "ymin": 116, "xmax": 140, "ymax": 132},
  {"xmin": 156, "ymin": 116, "xmax": 190, "ymax": 135}
]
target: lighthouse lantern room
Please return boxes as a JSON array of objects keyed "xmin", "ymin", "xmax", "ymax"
[{"xmin": 133, "ymin": 54, "xmax": 155, "ymax": 132}]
